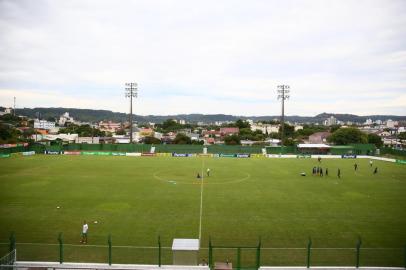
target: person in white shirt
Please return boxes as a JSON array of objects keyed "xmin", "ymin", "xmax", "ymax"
[
  {"xmin": 81, "ymin": 221, "xmax": 88, "ymax": 244},
  {"xmin": 207, "ymin": 168, "xmax": 210, "ymax": 177}
]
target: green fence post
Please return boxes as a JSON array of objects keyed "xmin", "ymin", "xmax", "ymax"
[
  {"xmin": 404, "ymin": 244, "xmax": 406, "ymax": 269},
  {"xmin": 108, "ymin": 234, "xmax": 112, "ymax": 265},
  {"xmin": 58, "ymin": 232, "xmax": 63, "ymax": 264},
  {"xmin": 356, "ymin": 236, "xmax": 362, "ymax": 268},
  {"xmin": 158, "ymin": 235, "xmax": 161, "ymax": 267},
  {"xmin": 306, "ymin": 237, "xmax": 312, "ymax": 268},
  {"xmin": 208, "ymin": 237, "xmax": 213, "ymax": 270},
  {"xmin": 9, "ymin": 232, "xmax": 16, "ymax": 252},
  {"xmin": 256, "ymin": 237, "xmax": 261, "ymax": 270},
  {"xmin": 237, "ymin": 247, "xmax": 241, "ymax": 270}
]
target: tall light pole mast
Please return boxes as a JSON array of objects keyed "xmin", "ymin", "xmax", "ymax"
[
  {"xmin": 13, "ymin": 97, "xmax": 16, "ymax": 116},
  {"xmin": 125, "ymin": 82, "xmax": 138, "ymax": 143},
  {"xmin": 277, "ymin": 85, "xmax": 290, "ymax": 152}
]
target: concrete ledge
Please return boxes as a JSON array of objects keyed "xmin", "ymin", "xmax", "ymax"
[
  {"xmin": 260, "ymin": 267, "xmax": 403, "ymax": 270},
  {"xmin": 15, "ymin": 261, "xmax": 209, "ymax": 270}
]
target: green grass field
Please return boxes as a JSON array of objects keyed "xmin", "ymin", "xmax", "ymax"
[{"xmin": 1, "ymin": 155, "xmax": 406, "ymax": 267}]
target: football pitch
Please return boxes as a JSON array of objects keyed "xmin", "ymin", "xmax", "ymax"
[{"xmin": 0, "ymin": 155, "xmax": 406, "ymax": 267}]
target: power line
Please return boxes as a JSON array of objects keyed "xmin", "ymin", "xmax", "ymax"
[{"xmin": 125, "ymin": 82, "xmax": 138, "ymax": 143}]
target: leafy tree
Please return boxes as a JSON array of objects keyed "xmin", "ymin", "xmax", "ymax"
[
  {"xmin": 143, "ymin": 136, "xmax": 161, "ymax": 144},
  {"xmin": 279, "ymin": 123, "xmax": 295, "ymax": 138},
  {"xmin": 22, "ymin": 128, "xmax": 36, "ymax": 139},
  {"xmin": 173, "ymin": 133, "xmax": 192, "ymax": 144},
  {"xmin": 0, "ymin": 114, "xmax": 20, "ymax": 124},
  {"xmin": 329, "ymin": 125, "xmax": 341, "ymax": 133},
  {"xmin": 224, "ymin": 134, "xmax": 241, "ymax": 145},
  {"xmin": 191, "ymin": 140, "xmax": 204, "ymax": 145},
  {"xmin": 398, "ymin": 132, "xmax": 406, "ymax": 140},
  {"xmin": 282, "ymin": 138, "xmax": 295, "ymax": 146},
  {"xmin": 367, "ymin": 133, "xmax": 383, "ymax": 147},
  {"xmin": 59, "ymin": 124, "xmax": 106, "ymax": 137},
  {"xmin": 115, "ymin": 129, "xmax": 126, "ymax": 135},
  {"xmin": 0, "ymin": 124, "xmax": 21, "ymax": 143},
  {"xmin": 235, "ymin": 119, "xmax": 250, "ymax": 129},
  {"xmin": 327, "ymin": 128, "xmax": 367, "ymax": 145}
]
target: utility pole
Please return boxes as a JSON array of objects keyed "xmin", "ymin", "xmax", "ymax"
[
  {"xmin": 125, "ymin": 82, "xmax": 138, "ymax": 143},
  {"xmin": 277, "ymin": 85, "xmax": 290, "ymax": 153},
  {"xmin": 13, "ymin": 97, "xmax": 16, "ymax": 116}
]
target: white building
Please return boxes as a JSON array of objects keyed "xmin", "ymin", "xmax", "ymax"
[
  {"xmin": 0, "ymin": 107, "xmax": 13, "ymax": 116},
  {"xmin": 58, "ymin": 112, "xmax": 75, "ymax": 126},
  {"xmin": 76, "ymin": 137, "xmax": 100, "ymax": 144},
  {"xmin": 364, "ymin": 119, "xmax": 373, "ymax": 125},
  {"xmin": 34, "ymin": 120, "xmax": 55, "ymax": 130},
  {"xmin": 179, "ymin": 119, "xmax": 186, "ymax": 125},
  {"xmin": 324, "ymin": 116, "xmax": 337, "ymax": 126},
  {"xmin": 32, "ymin": 133, "xmax": 78, "ymax": 142},
  {"xmin": 251, "ymin": 123, "xmax": 279, "ymax": 134},
  {"xmin": 386, "ymin": 119, "xmax": 398, "ymax": 128}
]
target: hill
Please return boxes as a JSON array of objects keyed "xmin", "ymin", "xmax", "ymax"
[{"xmin": 11, "ymin": 107, "xmax": 406, "ymax": 124}]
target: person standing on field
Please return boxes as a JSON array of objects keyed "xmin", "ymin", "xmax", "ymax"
[
  {"xmin": 81, "ymin": 221, "xmax": 88, "ymax": 244},
  {"xmin": 207, "ymin": 168, "xmax": 210, "ymax": 177},
  {"xmin": 354, "ymin": 163, "xmax": 358, "ymax": 171},
  {"xmin": 337, "ymin": 168, "xmax": 341, "ymax": 179},
  {"xmin": 325, "ymin": 168, "xmax": 328, "ymax": 176},
  {"xmin": 369, "ymin": 160, "xmax": 373, "ymax": 167}
]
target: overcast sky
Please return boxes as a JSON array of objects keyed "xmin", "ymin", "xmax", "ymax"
[{"xmin": 0, "ymin": 0, "xmax": 405, "ymax": 116}]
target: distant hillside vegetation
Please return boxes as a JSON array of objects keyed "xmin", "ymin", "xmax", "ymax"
[{"xmin": 11, "ymin": 107, "xmax": 406, "ymax": 124}]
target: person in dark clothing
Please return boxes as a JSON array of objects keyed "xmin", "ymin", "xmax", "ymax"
[
  {"xmin": 373, "ymin": 167, "xmax": 378, "ymax": 174},
  {"xmin": 325, "ymin": 168, "xmax": 328, "ymax": 176},
  {"xmin": 318, "ymin": 156, "xmax": 321, "ymax": 163},
  {"xmin": 320, "ymin": 168, "xmax": 323, "ymax": 177},
  {"xmin": 354, "ymin": 163, "xmax": 358, "ymax": 171},
  {"xmin": 338, "ymin": 168, "xmax": 341, "ymax": 178},
  {"xmin": 312, "ymin": 167, "xmax": 316, "ymax": 175}
]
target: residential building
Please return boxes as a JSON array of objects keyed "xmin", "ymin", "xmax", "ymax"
[
  {"xmin": 324, "ymin": 116, "xmax": 337, "ymax": 126},
  {"xmin": 386, "ymin": 119, "xmax": 398, "ymax": 128},
  {"xmin": 251, "ymin": 123, "xmax": 279, "ymax": 134},
  {"xmin": 308, "ymin": 132, "xmax": 331, "ymax": 144},
  {"xmin": 76, "ymin": 137, "xmax": 100, "ymax": 144},
  {"xmin": 220, "ymin": 127, "xmax": 239, "ymax": 136},
  {"xmin": 140, "ymin": 128, "xmax": 154, "ymax": 137},
  {"xmin": 34, "ymin": 120, "xmax": 55, "ymax": 130},
  {"xmin": 0, "ymin": 107, "xmax": 13, "ymax": 116},
  {"xmin": 99, "ymin": 121, "xmax": 122, "ymax": 133},
  {"xmin": 185, "ymin": 133, "xmax": 200, "ymax": 141},
  {"xmin": 58, "ymin": 112, "xmax": 75, "ymax": 126}
]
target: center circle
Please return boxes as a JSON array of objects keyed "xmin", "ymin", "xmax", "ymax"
[{"xmin": 153, "ymin": 170, "xmax": 251, "ymax": 185}]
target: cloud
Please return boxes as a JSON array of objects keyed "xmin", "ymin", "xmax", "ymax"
[{"xmin": 0, "ymin": 0, "xmax": 405, "ymax": 116}]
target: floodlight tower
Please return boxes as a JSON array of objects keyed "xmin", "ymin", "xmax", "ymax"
[
  {"xmin": 125, "ymin": 82, "xmax": 138, "ymax": 143},
  {"xmin": 277, "ymin": 85, "xmax": 290, "ymax": 152}
]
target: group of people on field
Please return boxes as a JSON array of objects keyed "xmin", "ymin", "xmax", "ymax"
[{"xmin": 313, "ymin": 157, "xmax": 378, "ymax": 179}]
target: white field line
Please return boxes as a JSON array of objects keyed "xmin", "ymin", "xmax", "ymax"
[
  {"xmin": 198, "ymin": 158, "xmax": 204, "ymax": 244},
  {"xmin": 0, "ymin": 242, "xmax": 402, "ymax": 250}
]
